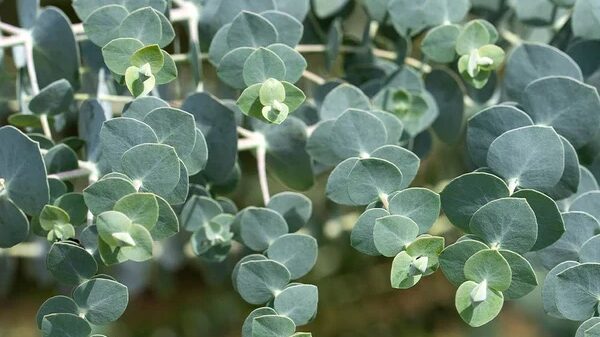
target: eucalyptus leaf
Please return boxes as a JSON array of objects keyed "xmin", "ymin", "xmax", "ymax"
[
  {"xmin": 47, "ymin": 242, "xmax": 98, "ymax": 286},
  {"xmin": 267, "ymin": 192, "xmax": 311, "ymax": 232},
  {"xmin": 487, "ymin": 126, "xmax": 565, "ymax": 190},
  {"xmin": 504, "ymin": 43, "xmax": 583, "ymax": 101},
  {"xmin": 466, "ymin": 105, "xmax": 533, "ymax": 167},
  {"xmin": 0, "ymin": 126, "xmax": 49, "ymax": 215},
  {"xmin": 41, "ymin": 313, "xmax": 91, "ymax": 337},
  {"xmin": 273, "ymin": 284, "xmax": 318, "ymax": 325},
  {"xmin": 455, "ymin": 280, "xmax": 504, "ymax": 327},
  {"xmin": 267, "ymin": 234, "xmax": 317, "ymax": 279},
  {"xmin": 469, "ymin": 198, "xmax": 538, "ymax": 254},
  {"xmin": 236, "ymin": 259, "xmax": 291, "ymax": 305},
  {"xmin": 72, "ymin": 278, "xmax": 129, "ymax": 325},
  {"xmin": 373, "ymin": 215, "xmax": 419, "ymax": 257},
  {"xmin": 522, "ymin": 76, "xmax": 600, "ymax": 148},
  {"xmin": 439, "ymin": 239, "xmax": 488, "ymax": 287},
  {"xmin": 388, "ymin": 188, "xmax": 440, "ymax": 234}
]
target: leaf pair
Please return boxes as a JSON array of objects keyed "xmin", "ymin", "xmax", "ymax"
[
  {"xmin": 237, "ymin": 78, "xmax": 305, "ymax": 124},
  {"xmin": 37, "ymin": 277, "xmax": 128, "ymax": 336},
  {"xmin": 82, "ymin": 4, "xmax": 173, "ymax": 48},
  {"xmin": 209, "ymin": 10, "xmax": 304, "ymax": 67},
  {"xmin": 103, "ymin": 41, "xmax": 177, "ymax": 96}
]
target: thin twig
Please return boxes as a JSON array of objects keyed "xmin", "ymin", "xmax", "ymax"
[
  {"xmin": 237, "ymin": 126, "xmax": 256, "ymax": 139},
  {"xmin": 295, "ymin": 44, "xmax": 432, "ymax": 73},
  {"xmin": 24, "ymin": 35, "xmax": 40, "ymax": 94},
  {"xmin": 39, "ymin": 114, "xmax": 52, "ymax": 139},
  {"xmin": 238, "ymin": 137, "xmax": 260, "ymax": 151},
  {"xmin": 48, "ymin": 167, "xmax": 92, "ymax": 181},
  {"xmin": 0, "ymin": 22, "xmax": 26, "ymax": 35},
  {"xmin": 302, "ymin": 70, "xmax": 326, "ymax": 85},
  {"xmin": 0, "ymin": 241, "xmax": 45, "ymax": 258},
  {"xmin": 74, "ymin": 93, "xmax": 133, "ymax": 103},
  {"xmin": 0, "ymin": 34, "xmax": 28, "ymax": 48},
  {"xmin": 500, "ymin": 29, "xmax": 522, "ymax": 46},
  {"xmin": 256, "ymin": 144, "xmax": 270, "ymax": 205}
]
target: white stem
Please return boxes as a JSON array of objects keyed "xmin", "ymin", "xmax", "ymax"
[
  {"xmin": 24, "ymin": 34, "xmax": 40, "ymax": 95},
  {"xmin": 48, "ymin": 167, "xmax": 92, "ymax": 181},
  {"xmin": 0, "ymin": 34, "xmax": 28, "ymax": 48},
  {"xmin": 238, "ymin": 137, "xmax": 260, "ymax": 151},
  {"xmin": 500, "ymin": 29, "xmax": 521, "ymax": 46},
  {"xmin": 295, "ymin": 44, "xmax": 431, "ymax": 73},
  {"xmin": 0, "ymin": 241, "xmax": 45, "ymax": 258},
  {"xmin": 302, "ymin": 70, "xmax": 326, "ymax": 85},
  {"xmin": 237, "ymin": 126, "xmax": 256, "ymax": 138},
  {"xmin": 508, "ymin": 179, "xmax": 518, "ymax": 194},
  {"xmin": 379, "ymin": 193, "xmax": 389, "ymax": 210},
  {"xmin": 256, "ymin": 144, "xmax": 270, "ymax": 205},
  {"xmin": 0, "ymin": 22, "xmax": 26, "ymax": 35},
  {"xmin": 74, "ymin": 93, "xmax": 133, "ymax": 103},
  {"xmin": 39, "ymin": 114, "xmax": 52, "ymax": 139}
]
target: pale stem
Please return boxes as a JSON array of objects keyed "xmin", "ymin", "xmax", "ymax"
[
  {"xmin": 238, "ymin": 137, "xmax": 260, "ymax": 151},
  {"xmin": 507, "ymin": 179, "xmax": 518, "ymax": 194},
  {"xmin": 0, "ymin": 22, "xmax": 26, "ymax": 35},
  {"xmin": 379, "ymin": 193, "xmax": 389, "ymax": 210},
  {"xmin": 0, "ymin": 241, "xmax": 45, "ymax": 258},
  {"xmin": 48, "ymin": 167, "xmax": 92, "ymax": 181},
  {"xmin": 500, "ymin": 29, "xmax": 521, "ymax": 46},
  {"xmin": 39, "ymin": 114, "xmax": 52, "ymax": 139},
  {"xmin": 24, "ymin": 34, "xmax": 40, "ymax": 95},
  {"xmin": 302, "ymin": 70, "xmax": 326, "ymax": 85},
  {"xmin": 295, "ymin": 44, "xmax": 432, "ymax": 73},
  {"xmin": 256, "ymin": 144, "xmax": 270, "ymax": 205},
  {"xmin": 237, "ymin": 126, "xmax": 256, "ymax": 139},
  {"xmin": 237, "ymin": 127, "xmax": 271, "ymax": 204},
  {"xmin": 0, "ymin": 34, "xmax": 28, "ymax": 48},
  {"xmin": 74, "ymin": 93, "xmax": 134, "ymax": 103}
]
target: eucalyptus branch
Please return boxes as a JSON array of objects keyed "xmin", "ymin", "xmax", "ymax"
[
  {"xmin": 47, "ymin": 167, "xmax": 93, "ymax": 181},
  {"xmin": 73, "ymin": 93, "xmax": 134, "ymax": 103},
  {"xmin": 302, "ymin": 70, "xmax": 326, "ymax": 85},
  {"xmin": 0, "ymin": 22, "xmax": 26, "ymax": 35},
  {"xmin": 237, "ymin": 127, "xmax": 270, "ymax": 204},
  {"xmin": 0, "ymin": 241, "xmax": 45, "ymax": 258},
  {"xmin": 256, "ymin": 144, "xmax": 270, "ymax": 205},
  {"xmin": 295, "ymin": 44, "xmax": 432, "ymax": 73},
  {"xmin": 39, "ymin": 114, "xmax": 52, "ymax": 139},
  {"xmin": 24, "ymin": 35, "xmax": 40, "ymax": 95},
  {"xmin": 500, "ymin": 29, "xmax": 522, "ymax": 46}
]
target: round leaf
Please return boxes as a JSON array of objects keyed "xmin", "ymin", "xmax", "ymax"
[
  {"xmin": 388, "ymin": 188, "xmax": 441, "ymax": 234},
  {"xmin": 373, "ymin": 215, "xmax": 419, "ymax": 257},
  {"xmin": 120, "ymin": 143, "xmax": 181, "ymax": 198},
  {"xmin": 469, "ymin": 198, "xmax": 538, "ymax": 253},
  {"xmin": 455, "ymin": 280, "xmax": 504, "ymax": 327},
  {"xmin": 243, "ymin": 47, "xmax": 286, "ymax": 86},
  {"xmin": 0, "ymin": 198, "xmax": 29, "ymax": 248},
  {"xmin": 464, "ymin": 249, "xmax": 512, "ymax": 291},
  {"xmin": 240, "ymin": 207, "xmax": 289, "ymax": 251},
  {"xmin": 273, "ymin": 284, "xmax": 318, "ymax": 325},
  {"xmin": 236, "ymin": 259, "xmax": 291, "ymax": 305},
  {"xmin": 47, "ymin": 242, "xmax": 98, "ymax": 286},
  {"xmin": 267, "ymin": 234, "xmax": 317, "ymax": 279},
  {"xmin": 522, "ymin": 76, "xmax": 600, "ymax": 148},
  {"xmin": 439, "ymin": 239, "xmax": 489, "ymax": 287},
  {"xmin": 267, "ymin": 192, "xmax": 312, "ymax": 232},
  {"xmin": 72, "ymin": 278, "xmax": 129, "ymax": 325},
  {"xmin": 0, "ymin": 126, "xmax": 49, "ymax": 215},
  {"xmin": 487, "ymin": 125, "xmax": 565, "ymax": 190}
]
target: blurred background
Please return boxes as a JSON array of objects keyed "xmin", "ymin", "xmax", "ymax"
[{"xmin": 0, "ymin": 0, "xmax": 585, "ymax": 336}]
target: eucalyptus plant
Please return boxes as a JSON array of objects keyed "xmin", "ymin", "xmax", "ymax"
[{"xmin": 1, "ymin": 0, "xmax": 600, "ymax": 336}]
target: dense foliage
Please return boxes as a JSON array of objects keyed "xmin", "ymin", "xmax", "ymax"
[{"xmin": 1, "ymin": 0, "xmax": 600, "ymax": 336}]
